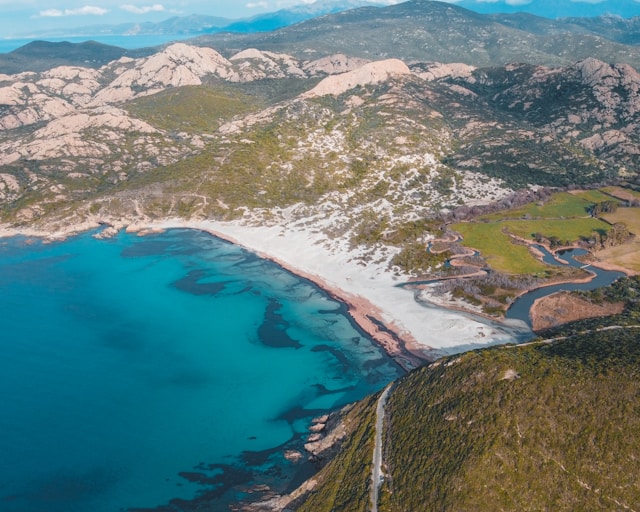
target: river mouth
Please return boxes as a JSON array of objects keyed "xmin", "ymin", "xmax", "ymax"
[{"xmin": 399, "ymin": 245, "xmax": 625, "ymax": 348}]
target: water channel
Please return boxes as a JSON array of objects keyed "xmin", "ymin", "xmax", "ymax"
[
  {"xmin": 400, "ymin": 245, "xmax": 626, "ymax": 335},
  {"xmin": 504, "ymin": 246, "xmax": 626, "ymax": 326}
]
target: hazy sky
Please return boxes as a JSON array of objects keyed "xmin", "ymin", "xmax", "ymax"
[{"xmin": 0, "ymin": 0, "xmax": 638, "ymax": 38}]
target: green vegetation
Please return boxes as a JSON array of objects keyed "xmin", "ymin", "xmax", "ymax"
[
  {"xmin": 452, "ymin": 222, "xmax": 548, "ymax": 275},
  {"xmin": 390, "ymin": 241, "xmax": 448, "ymax": 275},
  {"xmin": 502, "ymin": 217, "xmax": 609, "ymax": 242},
  {"xmin": 125, "ymin": 85, "xmax": 261, "ymax": 133},
  {"xmin": 479, "ymin": 191, "xmax": 609, "ymax": 221},
  {"xmin": 295, "ymin": 395, "xmax": 379, "ymax": 512},
  {"xmin": 296, "ymin": 305, "xmax": 640, "ymax": 511},
  {"xmin": 290, "ymin": 277, "xmax": 640, "ymax": 510},
  {"xmin": 453, "ymin": 190, "xmax": 617, "ymax": 276},
  {"xmin": 380, "ymin": 329, "xmax": 640, "ymax": 511}
]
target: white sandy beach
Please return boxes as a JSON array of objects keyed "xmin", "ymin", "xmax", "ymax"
[
  {"xmin": 145, "ymin": 218, "xmax": 532, "ymax": 358},
  {"xmin": 0, "ymin": 215, "xmax": 531, "ymax": 360}
]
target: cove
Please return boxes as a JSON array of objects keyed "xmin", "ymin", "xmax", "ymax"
[{"xmin": 0, "ymin": 229, "xmax": 402, "ymax": 511}]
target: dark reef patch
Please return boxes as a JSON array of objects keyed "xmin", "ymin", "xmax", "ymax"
[
  {"xmin": 311, "ymin": 344, "xmax": 351, "ymax": 374},
  {"xmin": 10, "ymin": 467, "xmax": 120, "ymax": 512},
  {"xmin": 171, "ymin": 269, "xmax": 230, "ymax": 296},
  {"xmin": 258, "ymin": 298, "xmax": 302, "ymax": 348}
]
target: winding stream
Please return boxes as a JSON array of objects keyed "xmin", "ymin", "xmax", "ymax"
[
  {"xmin": 504, "ymin": 247, "xmax": 625, "ymax": 326},
  {"xmin": 400, "ymin": 246, "xmax": 625, "ymax": 339}
]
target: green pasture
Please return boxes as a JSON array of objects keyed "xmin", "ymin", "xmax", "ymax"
[
  {"xmin": 502, "ymin": 217, "xmax": 610, "ymax": 241},
  {"xmin": 480, "ymin": 190, "xmax": 612, "ymax": 221},
  {"xmin": 453, "ymin": 196, "xmax": 612, "ymax": 274},
  {"xmin": 126, "ymin": 85, "xmax": 260, "ymax": 132},
  {"xmin": 452, "ymin": 222, "xmax": 548, "ymax": 275}
]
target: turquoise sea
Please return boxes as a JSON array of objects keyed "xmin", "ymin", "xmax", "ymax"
[{"xmin": 0, "ymin": 229, "xmax": 401, "ymax": 511}]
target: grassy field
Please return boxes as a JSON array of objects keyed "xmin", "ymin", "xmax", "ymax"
[
  {"xmin": 454, "ymin": 197, "xmax": 607, "ymax": 274},
  {"xmin": 454, "ymin": 190, "xmax": 622, "ymax": 275},
  {"xmin": 480, "ymin": 191, "xmax": 610, "ymax": 221},
  {"xmin": 502, "ymin": 217, "xmax": 610, "ymax": 241},
  {"xmin": 602, "ymin": 207, "xmax": 640, "ymax": 234},
  {"xmin": 602, "ymin": 186, "xmax": 640, "ymax": 202},
  {"xmin": 125, "ymin": 85, "xmax": 261, "ymax": 133},
  {"xmin": 452, "ymin": 222, "xmax": 548, "ymax": 275}
]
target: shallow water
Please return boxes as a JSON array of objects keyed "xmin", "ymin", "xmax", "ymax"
[{"xmin": 0, "ymin": 229, "xmax": 401, "ymax": 511}]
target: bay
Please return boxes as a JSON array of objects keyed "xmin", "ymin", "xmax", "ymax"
[{"xmin": 0, "ymin": 229, "xmax": 401, "ymax": 511}]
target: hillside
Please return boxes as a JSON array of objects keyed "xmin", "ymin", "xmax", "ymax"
[
  {"xmin": 2, "ymin": 41, "xmax": 640, "ymax": 277},
  {"xmin": 274, "ymin": 313, "xmax": 640, "ymax": 511},
  {"xmin": 193, "ymin": 0, "xmax": 640, "ymax": 69}
]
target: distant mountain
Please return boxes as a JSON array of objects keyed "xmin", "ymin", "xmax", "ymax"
[
  {"xmin": 9, "ymin": 15, "xmax": 233, "ymax": 39},
  {"xmin": 5, "ymin": 0, "xmax": 379, "ymax": 42},
  {"xmin": 216, "ymin": 0, "xmax": 376, "ymax": 34},
  {"xmin": 193, "ymin": 0, "xmax": 640, "ymax": 69},
  {"xmin": 0, "ymin": 40, "xmax": 156, "ymax": 74},
  {"xmin": 488, "ymin": 12, "xmax": 640, "ymax": 46},
  {"xmin": 458, "ymin": 0, "xmax": 640, "ymax": 19}
]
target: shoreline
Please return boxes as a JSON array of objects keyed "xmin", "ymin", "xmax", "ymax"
[
  {"xmin": 190, "ymin": 224, "xmax": 430, "ymax": 371},
  {"xmin": 1, "ymin": 217, "xmax": 532, "ymax": 360}
]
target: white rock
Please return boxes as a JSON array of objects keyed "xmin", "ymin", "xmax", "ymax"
[
  {"xmin": 302, "ymin": 59, "xmax": 411, "ymax": 98},
  {"xmin": 303, "ymin": 54, "xmax": 371, "ymax": 76}
]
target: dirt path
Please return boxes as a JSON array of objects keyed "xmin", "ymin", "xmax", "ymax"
[{"xmin": 370, "ymin": 384, "xmax": 393, "ymax": 512}]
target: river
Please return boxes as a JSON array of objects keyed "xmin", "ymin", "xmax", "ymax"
[
  {"xmin": 400, "ymin": 245, "xmax": 625, "ymax": 338},
  {"xmin": 504, "ymin": 247, "xmax": 626, "ymax": 326}
]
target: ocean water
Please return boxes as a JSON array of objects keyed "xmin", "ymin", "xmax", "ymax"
[{"xmin": 0, "ymin": 229, "xmax": 401, "ymax": 511}]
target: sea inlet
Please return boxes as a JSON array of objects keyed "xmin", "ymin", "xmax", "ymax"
[{"xmin": 0, "ymin": 228, "xmax": 402, "ymax": 511}]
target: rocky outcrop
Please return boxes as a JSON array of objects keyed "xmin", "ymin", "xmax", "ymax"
[
  {"xmin": 0, "ymin": 81, "xmax": 77, "ymax": 130},
  {"xmin": 91, "ymin": 43, "xmax": 238, "ymax": 105},
  {"xmin": 575, "ymin": 58, "xmax": 640, "ymax": 119},
  {"xmin": 230, "ymin": 48, "xmax": 305, "ymax": 80},
  {"xmin": 0, "ymin": 173, "xmax": 21, "ymax": 202},
  {"xmin": 0, "ymin": 106, "xmax": 161, "ymax": 165},
  {"xmin": 303, "ymin": 53, "xmax": 370, "ymax": 76},
  {"xmin": 412, "ymin": 61, "xmax": 476, "ymax": 81},
  {"xmin": 302, "ymin": 58, "xmax": 411, "ymax": 98}
]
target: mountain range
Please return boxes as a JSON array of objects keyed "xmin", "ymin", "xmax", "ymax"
[
  {"xmin": 458, "ymin": 0, "xmax": 640, "ymax": 18},
  {"xmin": 3, "ymin": 0, "xmax": 379, "ymax": 41},
  {"xmin": 193, "ymin": 0, "xmax": 640, "ymax": 69},
  {"xmin": 7, "ymin": 0, "xmax": 640, "ymax": 42}
]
